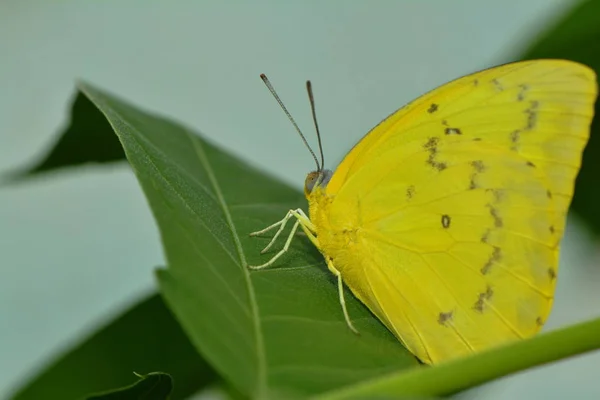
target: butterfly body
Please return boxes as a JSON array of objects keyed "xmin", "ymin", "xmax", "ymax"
[{"xmin": 254, "ymin": 60, "xmax": 598, "ymax": 365}]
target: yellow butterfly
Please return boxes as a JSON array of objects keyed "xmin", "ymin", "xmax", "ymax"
[{"xmin": 250, "ymin": 60, "xmax": 597, "ymax": 365}]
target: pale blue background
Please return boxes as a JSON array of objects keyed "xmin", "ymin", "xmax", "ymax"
[{"xmin": 1, "ymin": 1, "xmax": 599, "ymax": 399}]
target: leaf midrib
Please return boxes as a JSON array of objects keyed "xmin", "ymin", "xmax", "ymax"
[{"xmin": 187, "ymin": 129, "xmax": 268, "ymax": 398}]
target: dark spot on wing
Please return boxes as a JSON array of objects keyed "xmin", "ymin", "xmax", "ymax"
[
  {"xmin": 424, "ymin": 137, "xmax": 439, "ymax": 150},
  {"xmin": 549, "ymin": 225, "xmax": 555, "ymax": 234},
  {"xmin": 469, "ymin": 178, "xmax": 478, "ymax": 190},
  {"xmin": 526, "ymin": 161, "xmax": 536, "ymax": 168},
  {"xmin": 517, "ymin": 84, "xmax": 529, "ymax": 101},
  {"xmin": 525, "ymin": 100, "xmax": 539, "ymax": 130},
  {"xmin": 445, "ymin": 127, "xmax": 462, "ymax": 135},
  {"xmin": 406, "ymin": 185, "xmax": 415, "ymax": 200},
  {"xmin": 424, "ymin": 137, "xmax": 447, "ymax": 171},
  {"xmin": 485, "ymin": 286, "xmax": 494, "ymax": 298},
  {"xmin": 536, "ymin": 317, "xmax": 544, "ymax": 326},
  {"xmin": 481, "ymin": 246, "xmax": 501, "ymax": 275},
  {"xmin": 471, "ymin": 160, "xmax": 485, "ymax": 173},
  {"xmin": 492, "ymin": 78, "xmax": 504, "ymax": 91},
  {"xmin": 438, "ymin": 311, "xmax": 453, "ymax": 326},
  {"xmin": 511, "ymin": 130, "xmax": 520, "ymax": 143},
  {"xmin": 473, "ymin": 286, "xmax": 494, "ymax": 312},
  {"xmin": 473, "ymin": 79, "xmax": 479, "ymax": 86},
  {"xmin": 510, "ymin": 130, "xmax": 521, "ymax": 150},
  {"xmin": 441, "ymin": 214, "xmax": 451, "ymax": 228},
  {"xmin": 487, "ymin": 204, "xmax": 503, "ymax": 227},
  {"xmin": 473, "ymin": 300, "xmax": 484, "ymax": 312},
  {"xmin": 548, "ymin": 268, "xmax": 557, "ymax": 281},
  {"xmin": 428, "ymin": 103, "xmax": 439, "ymax": 113},
  {"xmin": 489, "ymin": 189, "xmax": 504, "ymax": 203},
  {"xmin": 546, "ymin": 190, "xmax": 553, "ymax": 199},
  {"xmin": 469, "ymin": 160, "xmax": 485, "ymax": 189},
  {"xmin": 481, "ymin": 229, "xmax": 491, "ymax": 244},
  {"xmin": 431, "ymin": 160, "xmax": 447, "ymax": 171},
  {"xmin": 431, "ymin": 161, "xmax": 447, "ymax": 171}
]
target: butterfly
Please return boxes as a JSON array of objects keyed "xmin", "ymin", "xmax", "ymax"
[{"xmin": 249, "ymin": 60, "xmax": 597, "ymax": 365}]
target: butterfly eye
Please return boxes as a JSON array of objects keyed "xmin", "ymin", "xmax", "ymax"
[
  {"xmin": 304, "ymin": 170, "xmax": 333, "ymax": 195},
  {"xmin": 304, "ymin": 171, "xmax": 320, "ymax": 194}
]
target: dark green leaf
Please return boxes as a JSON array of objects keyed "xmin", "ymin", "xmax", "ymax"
[
  {"xmin": 315, "ymin": 316, "xmax": 600, "ymax": 399},
  {"xmin": 6, "ymin": 91, "xmax": 125, "ymax": 180},
  {"xmin": 10, "ymin": 294, "xmax": 216, "ymax": 400},
  {"xmin": 85, "ymin": 372, "xmax": 172, "ymax": 400},
  {"xmin": 519, "ymin": 0, "xmax": 600, "ymax": 234},
  {"xmin": 77, "ymin": 82, "xmax": 417, "ymax": 399}
]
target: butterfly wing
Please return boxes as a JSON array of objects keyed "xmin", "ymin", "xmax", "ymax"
[{"xmin": 317, "ymin": 60, "xmax": 597, "ymax": 364}]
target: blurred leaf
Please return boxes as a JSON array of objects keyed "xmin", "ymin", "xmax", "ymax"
[
  {"xmin": 520, "ymin": 0, "xmax": 600, "ymax": 234},
  {"xmin": 10, "ymin": 293, "xmax": 216, "ymax": 400},
  {"xmin": 77, "ymin": 82, "xmax": 417, "ymax": 399},
  {"xmin": 315, "ymin": 316, "xmax": 600, "ymax": 399},
  {"xmin": 85, "ymin": 372, "xmax": 172, "ymax": 400},
  {"xmin": 6, "ymin": 91, "xmax": 125, "ymax": 180}
]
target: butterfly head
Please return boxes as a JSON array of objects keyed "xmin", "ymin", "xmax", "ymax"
[
  {"xmin": 259, "ymin": 74, "xmax": 331, "ymax": 198},
  {"xmin": 304, "ymin": 169, "xmax": 333, "ymax": 197}
]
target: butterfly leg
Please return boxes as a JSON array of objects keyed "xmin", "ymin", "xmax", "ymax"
[
  {"xmin": 249, "ymin": 209, "xmax": 316, "ymax": 270},
  {"xmin": 250, "ymin": 208, "xmax": 312, "ymax": 253},
  {"xmin": 326, "ymin": 258, "xmax": 360, "ymax": 335}
]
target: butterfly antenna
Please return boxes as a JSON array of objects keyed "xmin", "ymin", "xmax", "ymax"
[
  {"xmin": 260, "ymin": 74, "xmax": 321, "ymax": 171},
  {"xmin": 306, "ymin": 80, "xmax": 325, "ymax": 171}
]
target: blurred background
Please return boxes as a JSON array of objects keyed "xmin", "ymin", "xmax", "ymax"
[{"xmin": 1, "ymin": 1, "xmax": 599, "ymax": 399}]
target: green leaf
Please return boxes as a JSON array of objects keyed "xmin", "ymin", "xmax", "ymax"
[
  {"xmin": 77, "ymin": 82, "xmax": 417, "ymax": 399},
  {"xmin": 85, "ymin": 372, "xmax": 172, "ymax": 400},
  {"xmin": 519, "ymin": 0, "xmax": 600, "ymax": 234},
  {"xmin": 11, "ymin": 294, "xmax": 217, "ymax": 400},
  {"xmin": 5, "ymin": 91, "xmax": 125, "ymax": 180},
  {"xmin": 314, "ymin": 316, "xmax": 600, "ymax": 399}
]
